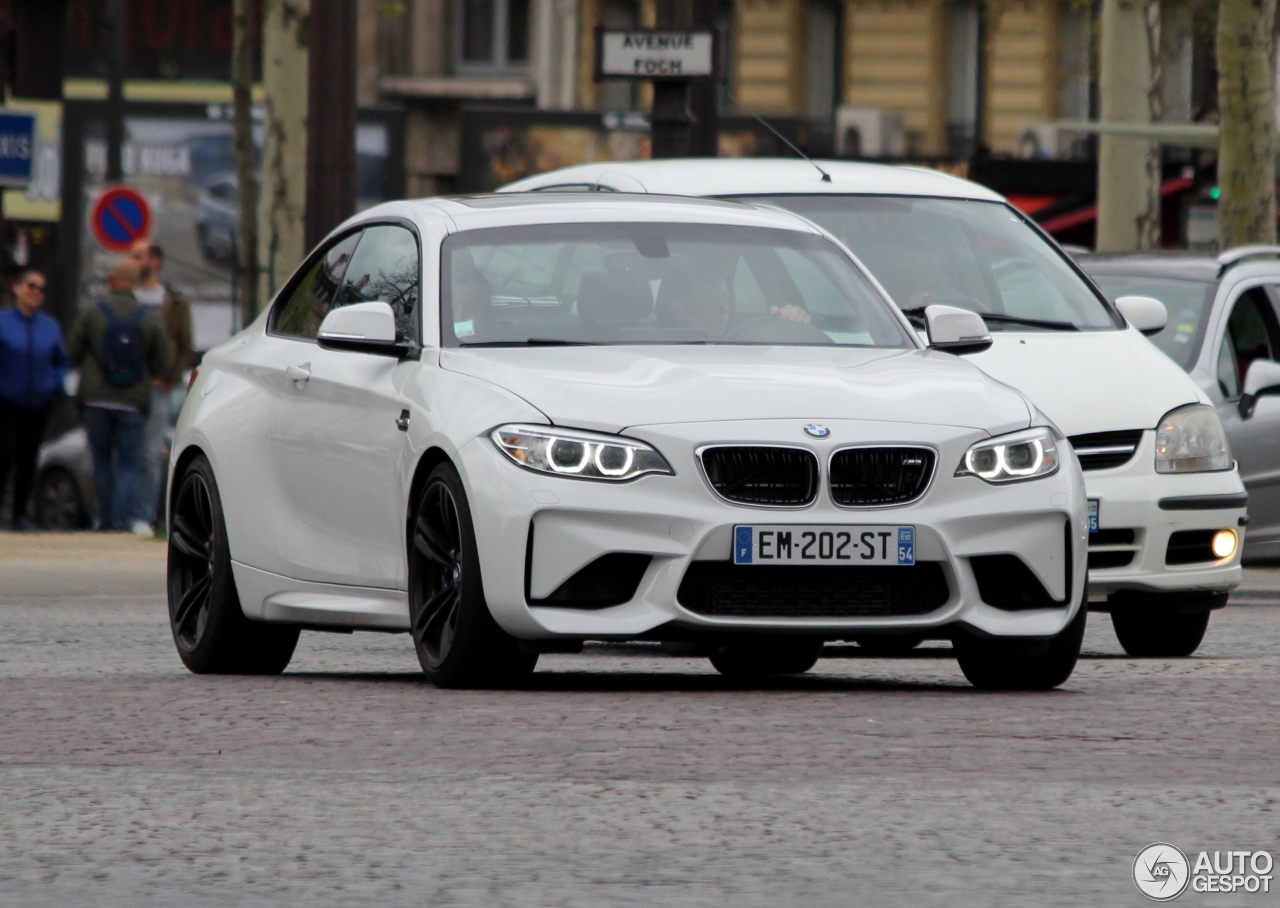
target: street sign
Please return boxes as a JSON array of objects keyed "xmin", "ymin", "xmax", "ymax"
[
  {"xmin": 90, "ymin": 185, "xmax": 152, "ymax": 252},
  {"xmin": 0, "ymin": 111, "xmax": 37, "ymax": 187},
  {"xmin": 595, "ymin": 28, "xmax": 718, "ymax": 81}
]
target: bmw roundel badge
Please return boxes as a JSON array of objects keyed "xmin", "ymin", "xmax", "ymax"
[{"xmin": 803, "ymin": 423, "xmax": 830, "ymax": 439}]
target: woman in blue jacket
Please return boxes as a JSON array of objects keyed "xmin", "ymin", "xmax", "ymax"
[{"xmin": 0, "ymin": 269, "xmax": 68, "ymax": 529}]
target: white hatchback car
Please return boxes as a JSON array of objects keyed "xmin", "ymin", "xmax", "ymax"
[
  {"xmin": 168, "ymin": 193, "xmax": 1089, "ymax": 689},
  {"xmin": 503, "ymin": 159, "xmax": 1247, "ymax": 658}
]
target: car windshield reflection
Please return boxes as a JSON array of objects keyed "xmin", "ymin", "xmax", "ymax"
[{"xmin": 441, "ymin": 222, "xmax": 913, "ymax": 348}]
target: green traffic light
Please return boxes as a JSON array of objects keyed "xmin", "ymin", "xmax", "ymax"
[{"xmin": 1209, "ymin": 186, "xmax": 1221, "ymax": 200}]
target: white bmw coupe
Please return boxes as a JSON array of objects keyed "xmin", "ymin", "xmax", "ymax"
[{"xmin": 167, "ymin": 193, "xmax": 1088, "ymax": 689}]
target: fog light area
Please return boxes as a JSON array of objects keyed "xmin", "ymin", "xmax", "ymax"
[{"xmin": 1211, "ymin": 529, "xmax": 1238, "ymax": 559}]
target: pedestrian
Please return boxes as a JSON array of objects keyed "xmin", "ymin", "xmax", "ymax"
[
  {"xmin": 67, "ymin": 259, "xmax": 169, "ymax": 534},
  {"xmin": 128, "ymin": 239, "xmax": 194, "ymax": 527},
  {"xmin": 0, "ymin": 268, "xmax": 68, "ymax": 529}
]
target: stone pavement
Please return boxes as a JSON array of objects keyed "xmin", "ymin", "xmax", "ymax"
[{"xmin": 1, "ymin": 533, "xmax": 1278, "ymax": 907}]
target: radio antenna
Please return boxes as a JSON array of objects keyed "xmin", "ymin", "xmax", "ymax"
[{"xmin": 727, "ymin": 89, "xmax": 831, "ymax": 183}]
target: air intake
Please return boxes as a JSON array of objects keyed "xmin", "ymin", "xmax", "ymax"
[
  {"xmin": 700, "ymin": 446, "xmax": 818, "ymax": 507},
  {"xmin": 829, "ymin": 447, "xmax": 935, "ymax": 506}
]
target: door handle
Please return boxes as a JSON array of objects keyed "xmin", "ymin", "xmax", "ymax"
[{"xmin": 286, "ymin": 363, "xmax": 311, "ymax": 383}]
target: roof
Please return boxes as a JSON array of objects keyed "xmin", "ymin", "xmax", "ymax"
[
  {"xmin": 344, "ymin": 192, "xmax": 825, "ymax": 235},
  {"xmin": 498, "ymin": 158, "xmax": 1007, "ymax": 203}
]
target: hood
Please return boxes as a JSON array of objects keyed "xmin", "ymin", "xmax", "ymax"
[
  {"xmin": 966, "ymin": 327, "xmax": 1205, "ymax": 436},
  {"xmin": 439, "ymin": 345, "xmax": 1032, "ymax": 435}
]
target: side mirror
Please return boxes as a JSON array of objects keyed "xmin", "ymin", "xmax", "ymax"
[
  {"xmin": 924, "ymin": 305, "xmax": 992, "ymax": 354},
  {"xmin": 1238, "ymin": 358, "xmax": 1280, "ymax": 418},
  {"xmin": 1115, "ymin": 295, "xmax": 1168, "ymax": 336},
  {"xmin": 317, "ymin": 302, "xmax": 412, "ymax": 358}
]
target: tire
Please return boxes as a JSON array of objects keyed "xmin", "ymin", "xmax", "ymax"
[
  {"xmin": 953, "ymin": 605, "xmax": 1086, "ymax": 691},
  {"xmin": 708, "ymin": 636, "xmax": 824, "ymax": 678},
  {"xmin": 34, "ymin": 467, "xmax": 87, "ymax": 530},
  {"xmin": 167, "ymin": 455, "xmax": 299, "ymax": 674},
  {"xmin": 1110, "ymin": 598, "xmax": 1212, "ymax": 658},
  {"xmin": 855, "ymin": 635, "xmax": 925, "ymax": 656},
  {"xmin": 408, "ymin": 463, "xmax": 537, "ymax": 688}
]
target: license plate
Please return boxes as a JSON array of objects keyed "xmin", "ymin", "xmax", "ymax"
[
  {"xmin": 1088, "ymin": 499, "xmax": 1099, "ymax": 534},
  {"xmin": 734, "ymin": 525, "xmax": 915, "ymax": 566}
]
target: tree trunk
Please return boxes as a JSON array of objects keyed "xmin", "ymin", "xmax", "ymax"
[
  {"xmin": 1217, "ymin": 0, "xmax": 1278, "ymax": 249},
  {"xmin": 1097, "ymin": 0, "xmax": 1162, "ymax": 252},
  {"xmin": 231, "ymin": 0, "xmax": 260, "ymax": 328},
  {"xmin": 258, "ymin": 0, "xmax": 310, "ymax": 303}
]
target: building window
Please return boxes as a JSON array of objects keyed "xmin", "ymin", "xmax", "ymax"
[{"xmin": 456, "ymin": 0, "xmax": 530, "ymax": 73}]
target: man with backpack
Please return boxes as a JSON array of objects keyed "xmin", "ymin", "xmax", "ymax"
[{"xmin": 67, "ymin": 259, "xmax": 170, "ymax": 533}]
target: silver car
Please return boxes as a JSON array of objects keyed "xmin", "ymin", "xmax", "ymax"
[{"xmin": 1078, "ymin": 247, "xmax": 1280, "ymax": 561}]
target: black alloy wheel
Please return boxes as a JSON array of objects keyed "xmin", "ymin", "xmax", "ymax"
[
  {"xmin": 952, "ymin": 601, "xmax": 1087, "ymax": 691},
  {"xmin": 408, "ymin": 463, "xmax": 537, "ymax": 688},
  {"xmin": 1111, "ymin": 606, "xmax": 1211, "ymax": 658},
  {"xmin": 167, "ymin": 454, "xmax": 299, "ymax": 674},
  {"xmin": 34, "ymin": 468, "xmax": 87, "ymax": 530}
]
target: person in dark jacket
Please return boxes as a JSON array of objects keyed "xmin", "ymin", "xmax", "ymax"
[
  {"xmin": 67, "ymin": 260, "xmax": 169, "ymax": 533},
  {"xmin": 0, "ymin": 268, "xmax": 68, "ymax": 529}
]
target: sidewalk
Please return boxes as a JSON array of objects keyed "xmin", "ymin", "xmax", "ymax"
[{"xmin": 0, "ymin": 532, "xmax": 166, "ymax": 598}]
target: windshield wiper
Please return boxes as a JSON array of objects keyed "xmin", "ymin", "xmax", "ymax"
[
  {"xmin": 898, "ymin": 306, "xmax": 1078, "ymax": 332},
  {"xmin": 459, "ymin": 338, "xmax": 590, "ymax": 347}
]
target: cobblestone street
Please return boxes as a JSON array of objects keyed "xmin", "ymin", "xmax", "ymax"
[{"xmin": 2, "ymin": 535, "xmax": 1278, "ymax": 906}]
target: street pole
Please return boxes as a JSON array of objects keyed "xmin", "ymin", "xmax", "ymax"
[
  {"xmin": 1217, "ymin": 0, "xmax": 1278, "ymax": 249},
  {"xmin": 687, "ymin": 0, "xmax": 721, "ymax": 158},
  {"xmin": 232, "ymin": 0, "xmax": 260, "ymax": 327},
  {"xmin": 1096, "ymin": 0, "xmax": 1161, "ymax": 252},
  {"xmin": 304, "ymin": 0, "xmax": 357, "ymax": 250},
  {"xmin": 105, "ymin": 0, "xmax": 127, "ymax": 182},
  {"xmin": 651, "ymin": 0, "xmax": 694, "ymax": 158}
]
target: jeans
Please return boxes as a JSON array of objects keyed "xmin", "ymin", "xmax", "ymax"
[
  {"xmin": 82, "ymin": 405, "xmax": 147, "ymax": 530},
  {"xmin": 134, "ymin": 386, "xmax": 170, "ymax": 524},
  {"xmin": 0, "ymin": 399, "xmax": 51, "ymax": 526}
]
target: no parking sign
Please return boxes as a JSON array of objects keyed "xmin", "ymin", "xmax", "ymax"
[{"xmin": 91, "ymin": 185, "xmax": 152, "ymax": 252}]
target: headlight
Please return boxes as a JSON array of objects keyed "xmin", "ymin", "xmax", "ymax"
[
  {"xmin": 491, "ymin": 424, "xmax": 673, "ymax": 481},
  {"xmin": 1155, "ymin": 405, "xmax": 1232, "ymax": 473},
  {"xmin": 956, "ymin": 427, "xmax": 1060, "ymax": 483}
]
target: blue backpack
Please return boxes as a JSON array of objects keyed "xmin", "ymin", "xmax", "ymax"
[{"xmin": 96, "ymin": 301, "xmax": 146, "ymax": 387}]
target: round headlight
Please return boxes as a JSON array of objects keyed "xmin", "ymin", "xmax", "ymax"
[
  {"xmin": 1211, "ymin": 528, "xmax": 1238, "ymax": 559},
  {"xmin": 549, "ymin": 438, "xmax": 590, "ymax": 473}
]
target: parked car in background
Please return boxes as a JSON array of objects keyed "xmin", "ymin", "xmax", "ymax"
[
  {"xmin": 32, "ymin": 374, "xmax": 188, "ymax": 530},
  {"xmin": 501, "ymin": 160, "xmax": 1247, "ymax": 658},
  {"xmin": 1077, "ymin": 247, "xmax": 1280, "ymax": 563}
]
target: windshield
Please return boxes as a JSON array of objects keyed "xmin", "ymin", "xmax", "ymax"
[
  {"xmin": 1089, "ymin": 274, "xmax": 1216, "ymax": 370},
  {"xmin": 441, "ymin": 222, "xmax": 913, "ymax": 348},
  {"xmin": 732, "ymin": 195, "xmax": 1119, "ymax": 331}
]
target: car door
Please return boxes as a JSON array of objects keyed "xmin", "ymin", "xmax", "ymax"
[
  {"xmin": 1212, "ymin": 284, "xmax": 1280, "ymax": 547},
  {"xmin": 269, "ymin": 223, "xmax": 424, "ymax": 589}
]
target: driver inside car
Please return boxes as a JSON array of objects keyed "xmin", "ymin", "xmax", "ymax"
[{"xmin": 656, "ymin": 267, "xmax": 812, "ymax": 338}]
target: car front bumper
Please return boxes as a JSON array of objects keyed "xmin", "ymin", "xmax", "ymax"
[
  {"xmin": 1082, "ymin": 432, "xmax": 1245, "ymax": 599},
  {"xmin": 457, "ymin": 418, "xmax": 1089, "ymax": 642}
]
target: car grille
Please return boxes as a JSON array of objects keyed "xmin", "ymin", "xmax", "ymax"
[
  {"xmin": 1166, "ymin": 529, "xmax": 1219, "ymax": 565},
  {"xmin": 1088, "ymin": 527, "xmax": 1138, "ymax": 570},
  {"xmin": 677, "ymin": 561, "xmax": 949, "ymax": 618},
  {"xmin": 829, "ymin": 447, "xmax": 935, "ymax": 507},
  {"xmin": 1068, "ymin": 430, "xmax": 1144, "ymax": 470},
  {"xmin": 700, "ymin": 446, "xmax": 818, "ymax": 506}
]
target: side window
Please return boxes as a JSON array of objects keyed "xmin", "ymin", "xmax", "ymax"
[
  {"xmin": 1218, "ymin": 287, "xmax": 1280, "ymax": 398},
  {"xmin": 275, "ymin": 231, "xmax": 362, "ymax": 339},
  {"xmin": 335, "ymin": 225, "xmax": 421, "ymax": 343}
]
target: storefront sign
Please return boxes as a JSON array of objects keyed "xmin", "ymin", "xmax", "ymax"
[{"xmin": 0, "ymin": 111, "xmax": 37, "ymax": 186}]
